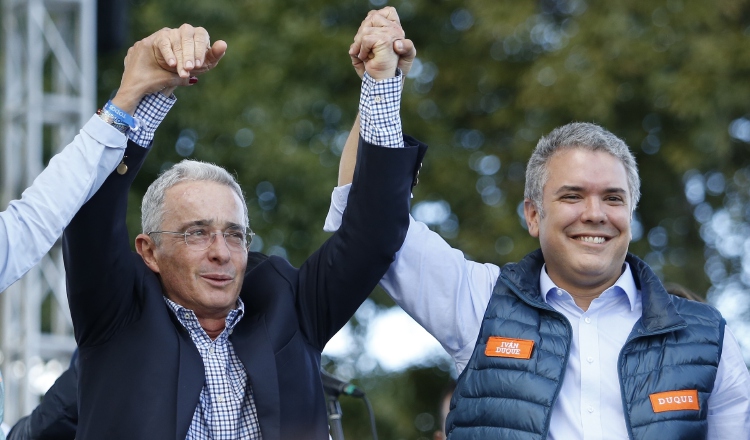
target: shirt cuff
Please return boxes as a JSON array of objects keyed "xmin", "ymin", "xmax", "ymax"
[
  {"xmin": 323, "ymin": 184, "xmax": 352, "ymax": 232},
  {"xmin": 127, "ymin": 92, "xmax": 177, "ymax": 148},
  {"xmin": 359, "ymin": 70, "xmax": 404, "ymax": 149}
]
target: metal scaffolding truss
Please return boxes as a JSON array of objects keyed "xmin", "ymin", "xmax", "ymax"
[{"xmin": 1, "ymin": 0, "xmax": 95, "ymax": 424}]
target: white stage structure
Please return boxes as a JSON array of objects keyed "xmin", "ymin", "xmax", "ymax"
[{"xmin": 1, "ymin": 0, "xmax": 95, "ymax": 424}]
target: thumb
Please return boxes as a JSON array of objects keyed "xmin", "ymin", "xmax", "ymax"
[{"xmin": 394, "ymin": 39, "xmax": 416, "ymax": 60}]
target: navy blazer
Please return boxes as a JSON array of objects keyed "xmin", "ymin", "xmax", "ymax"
[{"xmin": 63, "ymin": 136, "xmax": 426, "ymax": 440}]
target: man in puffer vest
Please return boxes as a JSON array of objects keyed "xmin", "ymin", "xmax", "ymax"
[{"xmin": 326, "ymin": 14, "xmax": 750, "ymax": 437}]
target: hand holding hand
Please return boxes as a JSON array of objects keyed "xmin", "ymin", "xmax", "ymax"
[
  {"xmin": 350, "ymin": 7, "xmax": 414, "ymax": 81},
  {"xmin": 153, "ymin": 24, "xmax": 227, "ymax": 78},
  {"xmin": 112, "ymin": 25, "xmax": 227, "ymax": 115}
]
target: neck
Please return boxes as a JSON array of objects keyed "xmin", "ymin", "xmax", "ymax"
[{"xmin": 198, "ymin": 317, "xmax": 227, "ymax": 340}]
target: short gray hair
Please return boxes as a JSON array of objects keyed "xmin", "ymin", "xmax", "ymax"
[
  {"xmin": 524, "ymin": 122, "xmax": 640, "ymax": 217},
  {"xmin": 141, "ymin": 160, "xmax": 249, "ymax": 243}
]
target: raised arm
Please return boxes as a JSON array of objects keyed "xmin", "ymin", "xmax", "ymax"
[
  {"xmin": 290, "ymin": 8, "xmax": 426, "ymax": 350},
  {"xmin": 64, "ymin": 25, "xmax": 226, "ymax": 346},
  {"xmin": 337, "ymin": 8, "xmax": 416, "ymax": 186},
  {"xmin": 324, "ymin": 8, "xmax": 499, "ymax": 372},
  {"xmin": 0, "ymin": 25, "xmax": 225, "ymax": 294}
]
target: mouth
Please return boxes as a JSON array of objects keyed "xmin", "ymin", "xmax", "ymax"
[
  {"xmin": 574, "ymin": 235, "xmax": 607, "ymax": 244},
  {"xmin": 200, "ymin": 274, "xmax": 234, "ymax": 286}
]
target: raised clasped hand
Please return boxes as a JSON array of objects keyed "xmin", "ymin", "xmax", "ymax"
[
  {"xmin": 114, "ymin": 24, "xmax": 227, "ymax": 114},
  {"xmin": 350, "ymin": 7, "xmax": 415, "ymax": 81}
]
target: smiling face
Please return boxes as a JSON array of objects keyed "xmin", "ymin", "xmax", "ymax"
[
  {"xmin": 524, "ymin": 147, "xmax": 632, "ymax": 297},
  {"xmin": 143, "ymin": 180, "xmax": 248, "ymax": 319}
]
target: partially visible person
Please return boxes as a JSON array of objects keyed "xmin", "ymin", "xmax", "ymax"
[
  {"xmin": 0, "ymin": 23, "xmax": 216, "ymax": 437},
  {"xmin": 664, "ymin": 282, "xmax": 705, "ymax": 302},
  {"xmin": 327, "ymin": 8, "xmax": 750, "ymax": 439},
  {"xmin": 433, "ymin": 381, "xmax": 456, "ymax": 440},
  {"xmin": 7, "ymin": 354, "xmax": 78, "ymax": 440},
  {"xmin": 63, "ymin": 17, "xmax": 423, "ymax": 440}
]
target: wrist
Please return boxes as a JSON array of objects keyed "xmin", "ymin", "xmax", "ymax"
[
  {"xmin": 110, "ymin": 87, "xmax": 144, "ymax": 115},
  {"xmin": 367, "ymin": 65, "xmax": 401, "ymax": 82},
  {"xmin": 102, "ymin": 100, "xmax": 142, "ymax": 133},
  {"xmin": 96, "ymin": 108, "xmax": 128, "ymax": 133}
]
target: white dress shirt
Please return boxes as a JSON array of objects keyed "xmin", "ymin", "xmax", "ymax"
[
  {"xmin": 0, "ymin": 116, "xmax": 126, "ymax": 293},
  {"xmin": 324, "ymin": 185, "xmax": 750, "ymax": 439},
  {"xmin": 0, "ymin": 92, "xmax": 175, "ymax": 294}
]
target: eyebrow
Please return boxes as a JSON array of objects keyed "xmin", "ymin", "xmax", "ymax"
[
  {"xmin": 176, "ymin": 220, "xmax": 245, "ymax": 231},
  {"xmin": 554, "ymin": 185, "xmax": 627, "ymax": 195}
]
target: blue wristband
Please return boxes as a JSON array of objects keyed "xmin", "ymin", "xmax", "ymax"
[{"xmin": 103, "ymin": 100, "xmax": 141, "ymax": 131}]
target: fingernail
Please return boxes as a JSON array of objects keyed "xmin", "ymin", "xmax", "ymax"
[
  {"xmin": 195, "ymin": 59, "xmax": 202, "ymax": 67},
  {"xmin": 186, "ymin": 60, "xmax": 194, "ymax": 69},
  {"xmin": 189, "ymin": 76, "xmax": 199, "ymax": 85},
  {"xmin": 396, "ymin": 41, "xmax": 403, "ymax": 51},
  {"xmin": 169, "ymin": 58, "xmax": 176, "ymax": 66}
]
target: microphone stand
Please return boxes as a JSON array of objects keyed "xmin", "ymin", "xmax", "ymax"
[{"xmin": 327, "ymin": 394, "xmax": 346, "ymax": 440}]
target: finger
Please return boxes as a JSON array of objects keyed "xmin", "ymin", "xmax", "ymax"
[
  {"xmin": 359, "ymin": 33, "xmax": 394, "ymax": 61},
  {"xmin": 394, "ymin": 38, "xmax": 415, "ymax": 58},
  {"xmin": 367, "ymin": 13, "xmax": 403, "ymax": 32},
  {"xmin": 192, "ymin": 26, "xmax": 210, "ymax": 68},
  {"xmin": 167, "ymin": 29, "xmax": 187, "ymax": 77},
  {"xmin": 375, "ymin": 6, "xmax": 400, "ymax": 24},
  {"xmin": 209, "ymin": 40, "xmax": 227, "ymax": 63},
  {"xmin": 179, "ymin": 23, "xmax": 196, "ymax": 73},
  {"xmin": 154, "ymin": 31, "xmax": 177, "ymax": 68},
  {"xmin": 349, "ymin": 43, "xmax": 365, "ymax": 78},
  {"xmin": 187, "ymin": 40, "xmax": 227, "ymax": 75}
]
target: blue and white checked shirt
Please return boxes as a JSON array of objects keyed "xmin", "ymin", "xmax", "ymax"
[
  {"xmin": 137, "ymin": 73, "xmax": 404, "ymax": 438},
  {"xmin": 359, "ymin": 70, "xmax": 404, "ymax": 148},
  {"xmin": 129, "ymin": 92, "xmax": 175, "ymax": 147},
  {"xmin": 130, "ymin": 93, "xmax": 263, "ymax": 438},
  {"xmin": 165, "ymin": 298, "xmax": 262, "ymax": 439}
]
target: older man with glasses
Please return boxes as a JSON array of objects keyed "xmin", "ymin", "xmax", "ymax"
[{"xmin": 62, "ymin": 18, "xmax": 421, "ymax": 440}]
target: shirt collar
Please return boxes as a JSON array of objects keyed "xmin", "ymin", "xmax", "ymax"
[
  {"xmin": 164, "ymin": 296, "xmax": 245, "ymax": 333},
  {"xmin": 539, "ymin": 262, "xmax": 639, "ymax": 311}
]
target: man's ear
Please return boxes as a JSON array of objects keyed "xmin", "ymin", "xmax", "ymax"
[
  {"xmin": 135, "ymin": 233, "xmax": 161, "ymax": 273},
  {"xmin": 524, "ymin": 199, "xmax": 540, "ymax": 238}
]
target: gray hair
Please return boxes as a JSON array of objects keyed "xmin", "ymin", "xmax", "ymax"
[
  {"xmin": 524, "ymin": 122, "xmax": 641, "ymax": 217},
  {"xmin": 141, "ymin": 160, "xmax": 249, "ymax": 243}
]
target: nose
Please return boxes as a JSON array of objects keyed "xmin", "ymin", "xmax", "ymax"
[
  {"xmin": 206, "ymin": 232, "xmax": 232, "ymax": 262},
  {"xmin": 581, "ymin": 197, "xmax": 607, "ymax": 223}
]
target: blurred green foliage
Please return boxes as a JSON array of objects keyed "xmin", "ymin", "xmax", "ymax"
[{"xmin": 97, "ymin": 0, "xmax": 750, "ymax": 437}]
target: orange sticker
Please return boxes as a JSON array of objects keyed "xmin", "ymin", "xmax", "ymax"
[
  {"xmin": 484, "ymin": 337, "xmax": 534, "ymax": 359},
  {"xmin": 649, "ymin": 390, "xmax": 700, "ymax": 413}
]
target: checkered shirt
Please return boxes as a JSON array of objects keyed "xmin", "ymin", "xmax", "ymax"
[
  {"xmin": 165, "ymin": 297, "xmax": 263, "ymax": 440},
  {"xmin": 359, "ymin": 70, "xmax": 404, "ymax": 148},
  {"xmin": 127, "ymin": 92, "xmax": 176, "ymax": 147}
]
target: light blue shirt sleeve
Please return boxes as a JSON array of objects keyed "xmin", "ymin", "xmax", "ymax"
[
  {"xmin": 0, "ymin": 369, "xmax": 4, "ymax": 440},
  {"xmin": 706, "ymin": 326, "xmax": 750, "ymax": 439},
  {"xmin": 324, "ymin": 184, "xmax": 499, "ymax": 373},
  {"xmin": 0, "ymin": 92, "xmax": 176, "ymax": 293},
  {"xmin": 0, "ymin": 116, "xmax": 126, "ymax": 292}
]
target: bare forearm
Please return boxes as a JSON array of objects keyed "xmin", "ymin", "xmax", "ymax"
[{"xmin": 338, "ymin": 113, "xmax": 360, "ymax": 186}]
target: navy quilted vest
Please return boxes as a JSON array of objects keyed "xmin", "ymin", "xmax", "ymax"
[{"xmin": 447, "ymin": 250, "xmax": 724, "ymax": 440}]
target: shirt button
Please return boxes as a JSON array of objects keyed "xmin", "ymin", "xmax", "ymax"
[
  {"xmin": 228, "ymin": 329, "xmax": 233, "ymax": 335},
  {"xmin": 587, "ymin": 406, "xmax": 594, "ymax": 413},
  {"xmin": 374, "ymin": 96, "xmax": 382, "ymax": 103},
  {"xmin": 217, "ymin": 396, "xmax": 225, "ymax": 403},
  {"xmin": 584, "ymin": 317, "xmax": 591, "ymax": 324},
  {"xmin": 587, "ymin": 356, "xmax": 594, "ymax": 363},
  {"xmin": 556, "ymin": 289, "xmax": 563, "ymax": 296},
  {"xmin": 209, "ymin": 346, "xmax": 215, "ymax": 354},
  {"xmin": 183, "ymin": 313, "xmax": 190, "ymax": 319}
]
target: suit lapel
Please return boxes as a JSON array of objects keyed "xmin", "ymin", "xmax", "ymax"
[
  {"xmin": 231, "ymin": 313, "xmax": 281, "ymax": 440},
  {"xmin": 174, "ymin": 324, "xmax": 204, "ymax": 440}
]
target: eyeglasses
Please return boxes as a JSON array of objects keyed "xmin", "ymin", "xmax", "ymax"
[{"xmin": 147, "ymin": 226, "xmax": 255, "ymax": 252}]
